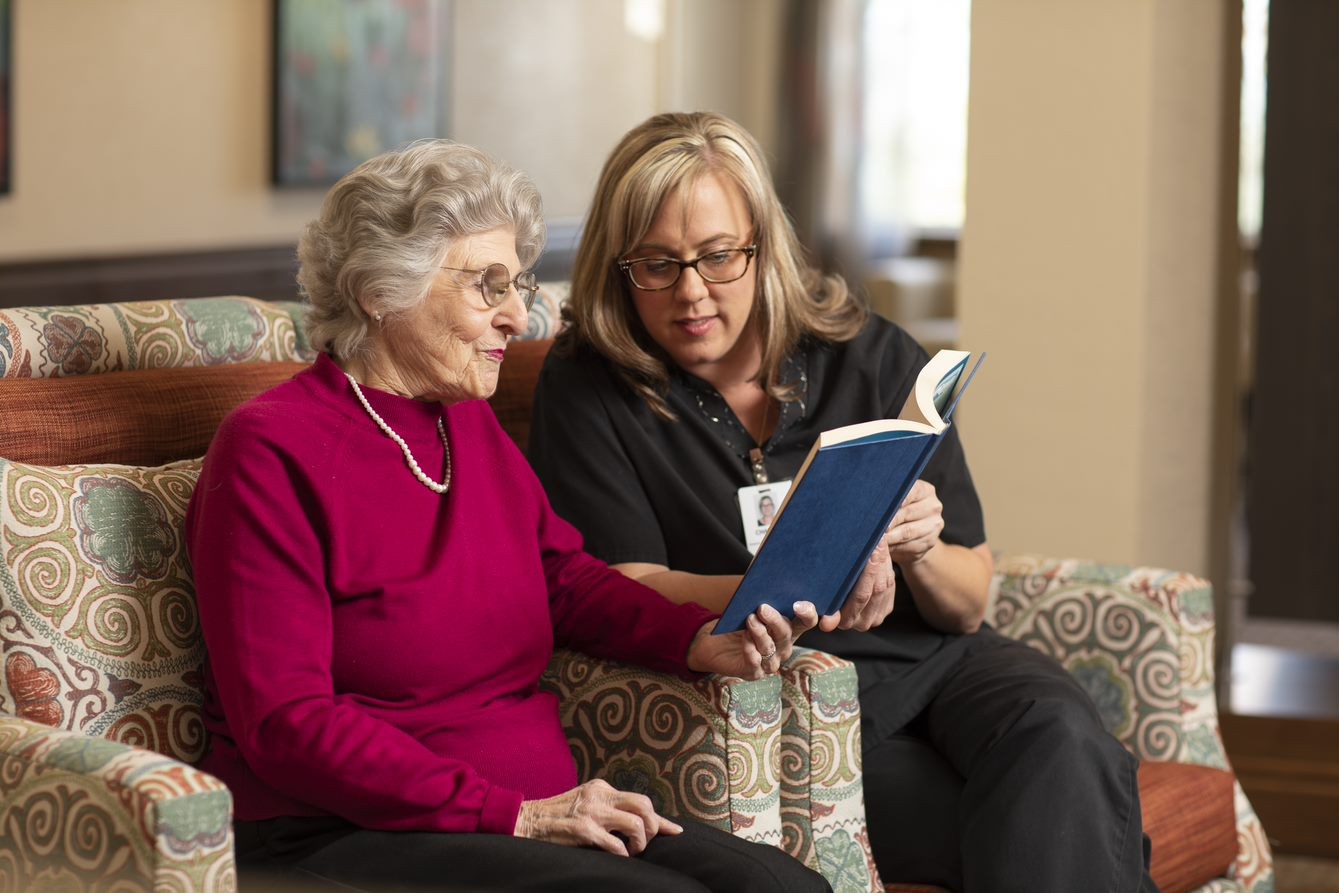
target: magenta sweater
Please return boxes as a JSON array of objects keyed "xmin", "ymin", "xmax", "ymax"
[{"xmin": 186, "ymin": 353, "xmax": 715, "ymax": 835}]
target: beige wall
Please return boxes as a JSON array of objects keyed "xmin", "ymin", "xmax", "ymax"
[
  {"xmin": 959, "ymin": 0, "xmax": 1231, "ymax": 574},
  {"xmin": 0, "ymin": 0, "xmax": 780, "ymax": 263},
  {"xmin": 2, "ymin": 0, "xmax": 1236, "ymax": 579}
]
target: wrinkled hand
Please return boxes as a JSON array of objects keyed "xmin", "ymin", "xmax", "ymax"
[
  {"xmin": 830, "ymin": 530, "xmax": 896, "ymax": 631},
  {"xmin": 514, "ymin": 778, "xmax": 682, "ymax": 856},
  {"xmin": 886, "ymin": 479, "xmax": 945, "ymax": 566},
  {"xmin": 686, "ymin": 602, "xmax": 820, "ymax": 679}
]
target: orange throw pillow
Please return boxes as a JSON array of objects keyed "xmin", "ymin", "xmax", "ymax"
[{"xmin": 1140, "ymin": 760, "xmax": 1238, "ymax": 893}]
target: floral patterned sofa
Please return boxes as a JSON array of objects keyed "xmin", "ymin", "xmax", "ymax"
[
  {"xmin": 0, "ymin": 293, "xmax": 878, "ymax": 893},
  {"xmin": 0, "ymin": 294, "xmax": 1273, "ymax": 893}
]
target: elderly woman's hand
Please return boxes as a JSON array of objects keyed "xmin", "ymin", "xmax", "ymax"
[
  {"xmin": 685, "ymin": 601, "xmax": 819, "ymax": 680},
  {"xmin": 514, "ymin": 778, "xmax": 681, "ymax": 856}
]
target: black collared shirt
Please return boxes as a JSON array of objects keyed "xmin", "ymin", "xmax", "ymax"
[{"xmin": 529, "ymin": 315, "xmax": 991, "ymax": 735}]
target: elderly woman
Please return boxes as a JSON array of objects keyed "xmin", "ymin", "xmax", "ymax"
[
  {"xmin": 185, "ymin": 141, "xmax": 830, "ymax": 893},
  {"xmin": 529, "ymin": 112, "xmax": 1158, "ymax": 892}
]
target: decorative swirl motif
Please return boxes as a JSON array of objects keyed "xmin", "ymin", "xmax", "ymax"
[
  {"xmin": 1181, "ymin": 629, "xmax": 1212, "ymax": 688},
  {"xmin": 1134, "ymin": 648, "xmax": 1180, "ymax": 708},
  {"xmin": 1133, "ymin": 716, "xmax": 1181, "ymax": 762},
  {"xmin": 13, "ymin": 542, "xmax": 79, "ymax": 611},
  {"xmin": 105, "ymin": 712, "xmax": 159, "ymax": 753},
  {"xmin": 807, "ymin": 728, "xmax": 840, "ymax": 782},
  {"xmin": 88, "ymin": 595, "xmax": 145, "ymax": 658},
  {"xmin": 0, "ymin": 784, "xmax": 151, "ymax": 891},
  {"xmin": 135, "ymin": 331, "xmax": 187, "ymax": 370},
  {"xmin": 778, "ymin": 735, "xmax": 808, "ymax": 782},
  {"xmin": 550, "ymin": 649, "xmax": 593, "ymax": 689},
  {"xmin": 990, "ymin": 592, "xmax": 1020, "ymax": 630},
  {"xmin": 726, "ymin": 736, "xmax": 762, "ymax": 792},
  {"xmin": 680, "ymin": 750, "xmax": 730, "ymax": 818},
  {"xmin": 1, "ymin": 459, "xmax": 206, "ymax": 764},
  {"xmin": 66, "ymin": 797, "xmax": 116, "ymax": 872},
  {"xmin": 158, "ymin": 589, "xmax": 199, "ymax": 649},
  {"xmin": 1048, "ymin": 594, "xmax": 1095, "ymax": 645},
  {"xmin": 590, "ymin": 685, "xmax": 632, "ymax": 739},
  {"xmin": 1094, "ymin": 599, "xmax": 1142, "ymax": 653},
  {"xmin": 639, "ymin": 689, "xmax": 696, "ymax": 751},
  {"xmin": 10, "ymin": 469, "xmax": 66, "ymax": 528},
  {"xmin": 779, "ymin": 813, "xmax": 811, "ymax": 866}
]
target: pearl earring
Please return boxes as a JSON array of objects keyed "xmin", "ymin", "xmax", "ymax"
[{"xmin": 373, "ymin": 311, "xmax": 383, "ymax": 323}]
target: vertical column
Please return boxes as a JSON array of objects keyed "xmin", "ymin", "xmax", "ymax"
[{"xmin": 957, "ymin": 0, "xmax": 1233, "ymax": 577}]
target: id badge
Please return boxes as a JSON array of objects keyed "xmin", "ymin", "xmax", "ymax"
[{"xmin": 737, "ymin": 479, "xmax": 793, "ymax": 556}]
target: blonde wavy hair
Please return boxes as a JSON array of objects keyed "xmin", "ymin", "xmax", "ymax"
[
  {"xmin": 562, "ymin": 111, "xmax": 866, "ymax": 418},
  {"xmin": 299, "ymin": 140, "xmax": 545, "ymax": 362}
]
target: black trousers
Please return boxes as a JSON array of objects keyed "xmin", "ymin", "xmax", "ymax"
[
  {"xmin": 861, "ymin": 632, "xmax": 1158, "ymax": 893},
  {"xmin": 234, "ymin": 814, "xmax": 831, "ymax": 893}
]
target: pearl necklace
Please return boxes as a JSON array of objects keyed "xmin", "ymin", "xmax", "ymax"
[{"xmin": 345, "ymin": 373, "xmax": 451, "ymax": 494}]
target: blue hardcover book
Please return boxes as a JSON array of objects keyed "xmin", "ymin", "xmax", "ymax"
[{"xmin": 713, "ymin": 349, "xmax": 986, "ymax": 634}]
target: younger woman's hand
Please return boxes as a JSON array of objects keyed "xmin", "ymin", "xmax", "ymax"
[
  {"xmin": 832, "ymin": 530, "xmax": 896, "ymax": 631},
  {"xmin": 685, "ymin": 601, "xmax": 820, "ymax": 679},
  {"xmin": 514, "ymin": 778, "xmax": 682, "ymax": 856},
  {"xmin": 886, "ymin": 479, "xmax": 945, "ymax": 565}
]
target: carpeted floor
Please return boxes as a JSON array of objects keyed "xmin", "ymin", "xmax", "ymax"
[{"xmin": 1275, "ymin": 855, "xmax": 1339, "ymax": 892}]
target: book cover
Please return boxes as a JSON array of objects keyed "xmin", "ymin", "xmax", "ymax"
[{"xmin": 712, "ymin": 350, "xmax": 984, "ymax": 634}]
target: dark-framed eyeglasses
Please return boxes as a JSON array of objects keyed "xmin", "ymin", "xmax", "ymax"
[
  {"xmin": 441, "ymin": 262, "xmax": 540, "ymax": 310},
  {"xmin": 616, "ymin": 245, "xmax": 757, "ymax": 291}
]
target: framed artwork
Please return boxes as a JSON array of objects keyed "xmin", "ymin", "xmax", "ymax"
[
  {"xmin": 1, "ymin": 0, "xmax": 10, "ymax": 195},
  {"xmin": 272, "ymin": 0, "xmax": 451, "ymax": 187}
]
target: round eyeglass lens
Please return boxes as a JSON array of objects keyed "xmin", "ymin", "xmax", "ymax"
[{"xmin": 480, "ymin": 263, "xmax": 513, "ymax": 305}]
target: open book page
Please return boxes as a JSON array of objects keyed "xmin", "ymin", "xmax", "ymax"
[
  {"xmin": 899, "ymin": 349, "xmax": 971, "ymax": 429},
  {"xmin": 765, "ymin": 349, "xmax": 976, "ymax": 529}
]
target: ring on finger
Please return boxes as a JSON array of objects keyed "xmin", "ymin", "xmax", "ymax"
[{"xmin": 760, "ymin": 646, "xmax": 777, "ymax": 660}]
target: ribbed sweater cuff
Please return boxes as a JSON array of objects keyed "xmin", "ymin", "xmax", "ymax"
[{"xmin": 478, "ymin": 784, "xmax": 526, "ymax": 835}]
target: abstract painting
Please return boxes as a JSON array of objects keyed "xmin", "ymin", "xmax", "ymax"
[{"xmin": 272, "ymin": 0, "xmax": 451, "ymax": 186}]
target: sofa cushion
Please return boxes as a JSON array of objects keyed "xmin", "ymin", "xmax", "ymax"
[
  {"xmin": 1140, "ymin": 760, "xmax": 1238, "ymax": 893},
  {"xmin": 488, "ymin": 339, "xmax": 554, "ymax": 453},
  {"xmin": 0, "ymin": 362, "xmax": 307, "ymax": 466},
  {"xmin": 0, "ymin": 457, "xmax": 207, "ymax": 765},
  {"xmin": 0, "ymin": 296, "xmax": 312, "ymax": 380}
]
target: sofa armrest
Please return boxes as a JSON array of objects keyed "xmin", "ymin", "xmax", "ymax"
[
  {"xmin": 0, "ymin": 715, "xmax": 234, "ymax": 893},
  {"xmin": 780, "ymin": 648, "xmax": 882, "ymax": 893},
  {"xmin": 542, "ymin": 649, "xmax": 783, "ymax": 847},
  {"xmin": 989, "ymin": 555, "xmax": 1274, "ymax": 893},
  {"xmin": 990, "ymin": 554, "xmax": 1222, "ymax": 765}
]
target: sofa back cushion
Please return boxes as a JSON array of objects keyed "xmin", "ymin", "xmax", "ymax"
[
  {"xmin": 0, "ymin": 363, "xmax": 309, "ymax": 466},
  {"xmin": 0, "ymin": 457, "xmax": 207, "ymax": 764},
  {"xmin": 0, "ymin": 297, "xmax": 312, "ymax": 379}
]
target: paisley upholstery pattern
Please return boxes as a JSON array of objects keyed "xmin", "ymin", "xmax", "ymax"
[
  {"xmin": 0, "ymin": 288, "xmax": 558, "ymax": 383},
  {"xmin": 780, "ymin": 649, "xmax": 882, "ymax": 892},
  {"xmin": 991, "ymin": 556, "xmax": 1275, "ymax": 893},
  {"xmin": 0, "ymin": 715, "xmax": 234, "ymax": 893},
  {"xmin": 0, "ymin": 297, "xmax": 312, "ymax": 379},
  {"xmin": 528, "ymin": 283, "xmax": 567, "ymax": 340},
  {"xmin": 541, "ymin": 649, "xmax": 786, "ymax": 845},
  {"xmin": 0, "ymin": 458, "xmax": 207, "ymax": 766},
  {"xmin": 0, "ymin": 295, "xmax": 1273, "ymax": 893}
]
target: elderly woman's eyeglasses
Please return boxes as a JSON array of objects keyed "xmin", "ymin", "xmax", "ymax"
[
  {"xmin": 441, "ymin": 263, "xmax": 540, "ymax": 310},
  {"xmin": 617, "ymin": 245, "xmax": 757, "ymax": 291}
]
